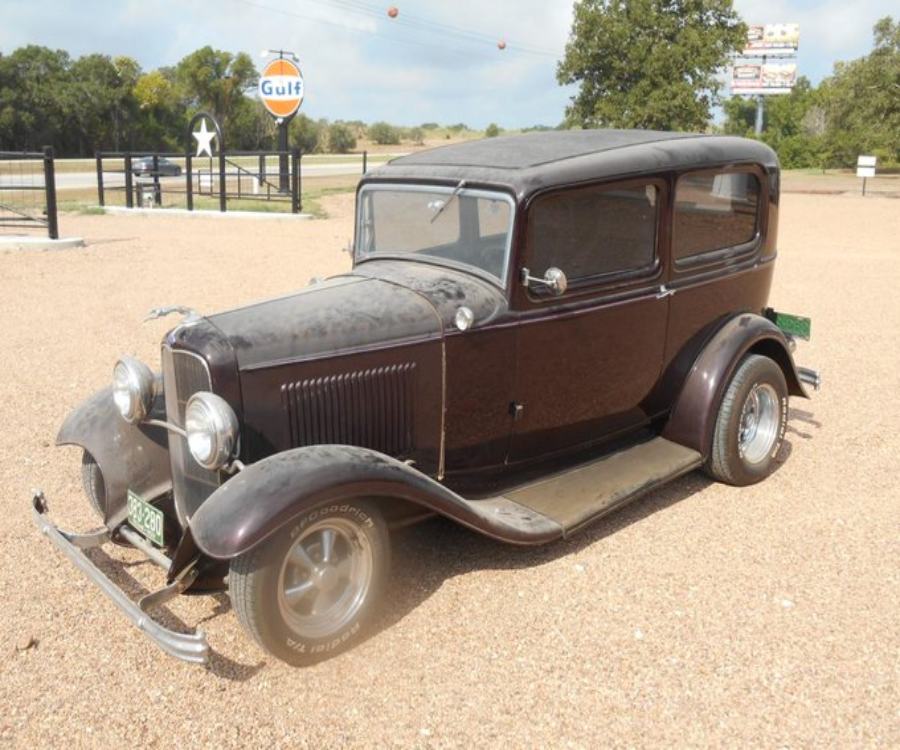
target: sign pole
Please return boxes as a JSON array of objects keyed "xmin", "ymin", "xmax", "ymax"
[{"xmin": 754, "ymin": 95, "xmax": 765, "ymax": 135}]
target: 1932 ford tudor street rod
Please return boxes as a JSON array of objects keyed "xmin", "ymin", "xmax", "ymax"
[{"xmin": 33, "ymin": 130, "xmax": 819, "ymax": 665}]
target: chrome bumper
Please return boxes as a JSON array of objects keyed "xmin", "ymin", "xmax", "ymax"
[{"xmin": 31, "ymin": 490, "xmax": 210, "ymax": 664}]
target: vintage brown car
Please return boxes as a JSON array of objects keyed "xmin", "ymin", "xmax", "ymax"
[{"xmin": 33, "ymin": 130, "xmax": 819, "ymax": 666}]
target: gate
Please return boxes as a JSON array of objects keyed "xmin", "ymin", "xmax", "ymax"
[
  {"xmin": 95, "ymin": 149, "xmax": 303, "ymax": 213},
  {"xmin": 0, "ymin": 147, "xmax": 59, "ymax": 239}
]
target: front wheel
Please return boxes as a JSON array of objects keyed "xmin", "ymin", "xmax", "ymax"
[
  {"xmin": 706, "ymin": 354, "xmax": 789, "ymax": 486},
  {"xmin": 229, "ymin": 500, "xmax": 389, "ymax": 666}
]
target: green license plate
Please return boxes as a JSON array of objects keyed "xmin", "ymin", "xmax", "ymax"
[
  {"xmin": 127, "ymin": 490, "xmax": 164, "ymax": 547},
  {"xmin": 772, "ymin": 311, "xmax": 812, "ymax": 341}
]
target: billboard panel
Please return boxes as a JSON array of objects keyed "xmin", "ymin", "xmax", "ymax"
[
  {"xmin": 731, "ymin": 63, "xmax": 797, "ymax": 96},
  {"xmin": 741, "ymin": 23, "xmax": 800, "ymax": 57}
]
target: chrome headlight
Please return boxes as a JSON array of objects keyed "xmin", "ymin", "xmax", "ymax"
[
  {"xmin": 185, "ymin": 392, "xmax": 239, "ymax": 470},
  {"xmin": 112, "ymin": 356, "xmax": 155, "ymax": 423}
]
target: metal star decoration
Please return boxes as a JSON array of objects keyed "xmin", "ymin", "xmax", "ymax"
[{"xmin": 192, "ymin": 119, "xmax": 216, "ymax": 157}]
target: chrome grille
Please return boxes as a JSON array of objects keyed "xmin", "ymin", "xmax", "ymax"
[
  {"xmin": 281, "ymin": 363, "xmax": 416, "ymax": 457},
  {"xmin": 161, "ymin": 346, "xmax": 220, "ymax": 520}
]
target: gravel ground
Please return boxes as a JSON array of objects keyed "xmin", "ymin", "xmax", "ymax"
[{"xmin": 1, "ymin": 191, "xmax": 898, "ymax": 748}]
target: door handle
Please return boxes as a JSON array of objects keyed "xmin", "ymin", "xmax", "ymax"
[{"xmin": 656, "ymin": 284, "xmax": 675, "ymax": 299}]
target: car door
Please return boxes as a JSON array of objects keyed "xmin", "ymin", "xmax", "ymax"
[{"xmin": 508, "ymin": 177, "xmax": 671, "ymax": 463}]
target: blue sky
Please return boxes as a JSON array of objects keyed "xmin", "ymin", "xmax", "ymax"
[{"xmin": 1, "ymin": 0, "xmax": 895, "ymax": 128}]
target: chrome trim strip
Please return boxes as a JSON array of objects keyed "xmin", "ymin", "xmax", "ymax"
[{"xmin": 31, "ymin": 490, "xmax": 209, "ymax": 664}]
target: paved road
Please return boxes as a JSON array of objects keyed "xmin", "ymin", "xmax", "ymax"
[{"xmin": 0, "ymin": 159, "xmax": 381, "ymax": 190}]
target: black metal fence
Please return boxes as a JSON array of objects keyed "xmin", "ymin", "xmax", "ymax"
[
  {"xmin": 0, "ymin": 147, "xmax": 59, "ymax": 239},
  {"xmin": 95, "ymin": 149, "xmax": 303, "ymax": 213}
]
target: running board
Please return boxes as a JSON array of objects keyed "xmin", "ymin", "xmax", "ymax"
[{"xmin": 475, "ymin": 438, "xmax": 702, "ymax": 540}]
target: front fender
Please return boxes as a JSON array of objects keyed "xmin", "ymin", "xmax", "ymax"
[
  {"xmin": 57, "ymin": 386, "xmax": 171, "ymax": 527},
  {"xmin": 189, "ymin": 445, "xmax": 562, "ymax": 559},
  {"xmin": 662, "ymin": 313, "xmax": 808, "ymax": 458}
]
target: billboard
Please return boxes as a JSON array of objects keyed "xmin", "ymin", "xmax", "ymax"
[
  {"xmin": 731, "ymin": 62, "xmax": 797, "ymax": 95},
  {"xmin": 742, "ymin": 23, "xmax": 800, "ymax": 57}
]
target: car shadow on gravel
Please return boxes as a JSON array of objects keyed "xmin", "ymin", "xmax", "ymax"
[
  {"xmin": 85, "ymin": 548, "xmax": 265, "ymax": 681},
  {"xmin": 373, "ymin": 469, "xmax": 716, "ymax": 638}
]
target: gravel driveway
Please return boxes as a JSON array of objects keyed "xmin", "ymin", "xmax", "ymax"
[{"xmin": 1, "ymin": 192, "xmax": 897, "ymax": 747}]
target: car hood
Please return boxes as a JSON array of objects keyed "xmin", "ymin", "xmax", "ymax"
[{"xmin": 204, "ymin": 274, "xmax": 442, "ymax": 369}]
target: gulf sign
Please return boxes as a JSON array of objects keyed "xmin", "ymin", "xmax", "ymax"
[{"xmin": 258, "ymin": 59, "xmax": 304, "ymax": 120}]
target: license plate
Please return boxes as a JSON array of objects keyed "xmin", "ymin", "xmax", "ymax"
[
  {"xmin": 771, "ymin": 311, "xmax": 812, "ymax": 341},
  {"xmin": 127, "ymin": 490, "xmax": 164, "ymax": 547}
]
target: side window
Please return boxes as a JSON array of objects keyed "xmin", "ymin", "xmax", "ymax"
[
  {"xmin": 528, "ymin": 182, "xmax": 659, "ymax": 283},
  {"xmin": 673, "ymin": 171, "xmax": 760, "ymax": 261}
]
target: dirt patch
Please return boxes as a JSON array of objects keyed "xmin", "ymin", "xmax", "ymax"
[{"xmin": 0, "ymin": 193, "xmax": 898, "ymax": 746}]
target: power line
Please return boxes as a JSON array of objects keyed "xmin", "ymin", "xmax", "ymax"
[{"xmin": 223, "ymin": 0, "xmax": 559, "ymax": 60}]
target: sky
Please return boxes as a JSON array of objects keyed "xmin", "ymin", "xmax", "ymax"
[{"xmin": 0, "ymin": 0, "xmax": 895, "ymax": 128}]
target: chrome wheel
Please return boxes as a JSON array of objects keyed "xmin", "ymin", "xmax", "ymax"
[
  {"xmin": 277, "ymin": 519, "xmax": 374, "ymax": 640},
  {"xmin": 738, "ymin": 382, "xmax": 780, "ymax": 464}
]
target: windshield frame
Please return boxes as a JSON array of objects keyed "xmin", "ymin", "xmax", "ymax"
[{"xmin": 354, "ymin": 182, "xmax": 517, "ymax": 290}]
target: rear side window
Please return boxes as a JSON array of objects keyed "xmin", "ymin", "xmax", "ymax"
[
  {"xmin": 529, "ymin": 182, "xmax": 659, "ymax": 283},
  {"xmin": 673, "ymin": 171, "xmax": 760, "ymax": 260}
]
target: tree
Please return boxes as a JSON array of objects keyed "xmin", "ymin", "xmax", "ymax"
[
  {"xmin": 368, "ymin": 121, "xmax": 401, "ymax": 145},
  {"xmin": 175, "ymin": 47, "xmax": 258, "ymax": 130},
  {"xmin": 819, "ymin": 17, "xmax": 899, "ymax": 167},
  {"xmin": 558, "ymin": 0, "xmax": 746, "ymax": 131},
  {"xmin": 328, "ymin": 122, "xmax": 357, "ymax": 153},
  {"xmin": 290, "ymin": 113, "xmax": 323, "ymax": 153},
  {"xmin": 408, "ymin": 127, "xmax": 425, "ymax": 145},
  {"xmin": 485, "ymin": 123, "xmax": 501, "ymax": 137}
]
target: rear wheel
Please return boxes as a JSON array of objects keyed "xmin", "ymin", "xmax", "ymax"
[
  {"xmin": 707, "ymin": 354, "xmax": 788, "ymax": 486},
  {"xmin": 229, "ymin": 500, "xmax": 389, "ymax": 666},
  {"xmin": 81, "ymin": 451, "xmax": 106, "ymax": 518}
]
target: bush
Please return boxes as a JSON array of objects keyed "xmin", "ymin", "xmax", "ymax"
[
  {"xmin": 368, "ymin": 121, "xmax": 401, "ymax": 145},
  {"xmin": 290, "ymin": 114, "xmax": 323, "ymax": 154},
  {"xmin": 327, "ymin": 122, "xmax": 356, "ymax": 153},
  {"xmin": 485, "ymin": 123, "xmax": 501, "ymax": 138},
  {"xmin": 408, "ymin": 127, "xmax": 425, "ymax": 145},
  {"xmin": 447, "ymin": 122, "xmax": 467, "ymax": 132},
  {"xmin": 420, "ymin": 122, "xmax": 439, "ymax": 130}
]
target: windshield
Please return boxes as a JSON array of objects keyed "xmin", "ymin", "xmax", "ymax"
[{"xmin": 355, "ymin": 184, "xmax": 514, "ymax": 286}]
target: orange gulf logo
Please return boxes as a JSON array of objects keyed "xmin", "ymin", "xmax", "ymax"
[{"xmin": 259, "ymin": 59, "xmax": 304, "ymax": 119}]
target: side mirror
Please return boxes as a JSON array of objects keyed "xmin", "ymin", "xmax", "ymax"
[{"xmin": 521, "ymin": 266, "xmax": 568, "ymax": 296}]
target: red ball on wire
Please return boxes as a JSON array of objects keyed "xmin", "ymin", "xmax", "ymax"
[
  {"xmin": 387, "ymin": 6, "xmax": 399, "ymax": 18},
  {"xmin": 497, "ymin": 40, "xmax": 507, "ymax": 50}
]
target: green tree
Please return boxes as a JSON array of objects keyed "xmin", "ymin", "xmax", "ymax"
[
  {"xmin": 369, "ymin": 121, "xmax": 401, "ymax": 145},
  {"xmin": 290, "ymin": 113, "xmax": 324, "ymax": 153},
  {"xmin": 558, "ymin": 0, "xmax": 746, "ymax": 130},
  {"xmin": 485, "ymin": 123, "xmax": 501, "ymax": 137},
  {"xmin": 408, "ymin": 127, "xmax": 425, "ymax": 145},
  {"xmin": 819, "ymin": 17, "xmax": 899, "ymax": 167},
  {"xmin": 327, "ymin": 122, "xmax": 357, "ymax": 153},
  {"xmin": 175, "ymin": 47, "xmax": 258, "ymax": 131}
]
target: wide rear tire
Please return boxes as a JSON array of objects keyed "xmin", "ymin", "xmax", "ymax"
[
  {"xmin": 229, "ymin": 499, "xmax": 390, "ymax": 666},
  {"xmin": 706, "ymin": 354, "xmax": 789, "ymax": 486}
]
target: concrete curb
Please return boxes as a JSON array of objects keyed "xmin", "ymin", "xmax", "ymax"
[
  {"xmin": 99, "ymin": 206, "xmax": 314, "ymax": 220},
  {"xmin": 0, "ymin": 235, "xmax": 85, "ymax": 251}
]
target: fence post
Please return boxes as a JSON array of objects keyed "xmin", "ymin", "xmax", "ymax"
[
  {"xmin": 362, "ymin": 150, "xmax": 367, "ymax": 174},
  {"xmin": 95, "ymin": 152, "xmax": 105, "ymax": 207},
  {"xmin": 152, "ymin": 153, "xmax": 161, "ymax": 206},
  {"xmin": 291, "ymin": 149, "xmax": 301, "ymax": 214},
  {"xmin": 42, "ymin": 146, "xmax": 59, "ymax": 240},
  {"xmin": 186, "ymin": 151, "xmax": 193, "ymax": 211},
  {"xmin": 124, "ymin": 153, "xmax": 134, "ymax": 208},
  {"xmin": 218, "ymin": 147, "xmax": 227, "ymax": 212}
]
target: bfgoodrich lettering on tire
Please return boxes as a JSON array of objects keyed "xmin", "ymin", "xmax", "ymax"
[
  {"xmin": 229, "ymin": 499, "xmax": 390, "ymax": 666},
  {"xmin": 706, "ymin": 354, "xmax": 789, "ymax": 486}
]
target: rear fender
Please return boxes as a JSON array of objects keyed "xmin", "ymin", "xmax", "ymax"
[
  {"xmin": 57, "ymin": 386, "xmax": 172, "ymax": 527},
  {"xmin": 189, "ymin": 445, "xmax": 562, "ymax": 560},
  {"xmin": 662, "ymin": 313, "xmax": 807, "ymax": 458}
]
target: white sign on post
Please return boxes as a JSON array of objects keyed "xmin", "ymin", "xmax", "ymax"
[{"xmin": 856, "ymin": 155, "xmax": 877, "ymax": 178}]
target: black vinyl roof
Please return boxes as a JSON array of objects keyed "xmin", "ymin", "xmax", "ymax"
[{"xmin": 363, "ymin": 129, "xmax": 778, "ymax": 199}]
